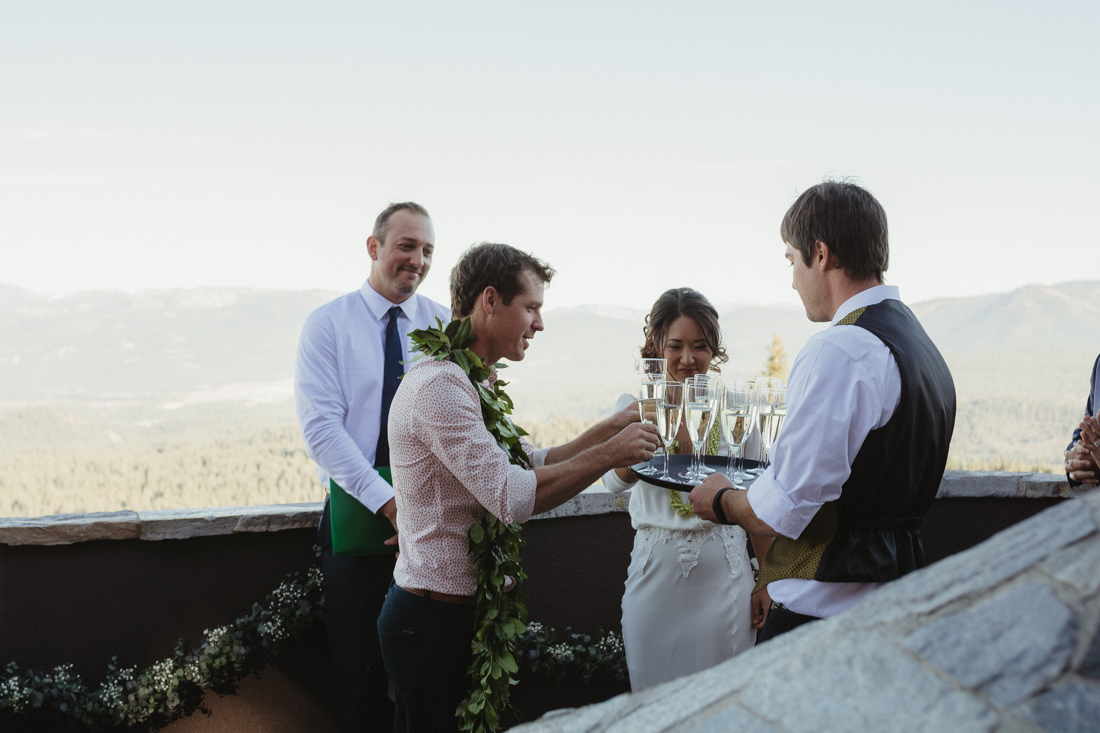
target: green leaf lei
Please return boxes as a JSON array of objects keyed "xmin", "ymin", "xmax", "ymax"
[{"xmin": 408, "ymin": 317, "xmax": 530, "ymax": 733}]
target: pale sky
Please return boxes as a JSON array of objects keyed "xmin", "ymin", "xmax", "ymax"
[{"xmin": 2, "ymin": 1, "xmax": 1098, "ymax": 312}]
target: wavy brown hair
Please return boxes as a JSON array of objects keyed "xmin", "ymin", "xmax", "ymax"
[
  {"xmin": 449, "ymin": 242, "xmax": 555, "ymax": 319},
  {"xmin": 640, "ymin": 288, "xmax": 728, "ymax": 373}
]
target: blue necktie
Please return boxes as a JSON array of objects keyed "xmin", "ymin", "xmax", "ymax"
[{"xmin": 375, "ymin": 306, "xmax": 403, "ymax": 468}]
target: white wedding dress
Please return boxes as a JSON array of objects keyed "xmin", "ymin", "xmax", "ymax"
[{"xmin": 602, "ymin": 393, "xmax": 759, "ymax": 690}]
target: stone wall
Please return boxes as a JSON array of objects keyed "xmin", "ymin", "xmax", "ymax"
[
  {"xmin": 514, "ymin": 486, "xmax": 1100, "ymax": 733},
  {"xmin": 0, "ymin": 473, "xmax": 1089, "ymax": 732}
]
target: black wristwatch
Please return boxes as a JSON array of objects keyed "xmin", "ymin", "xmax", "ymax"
[{"xmin": 712, "ymin": 487, "xmax": 735, "ymax": 525}]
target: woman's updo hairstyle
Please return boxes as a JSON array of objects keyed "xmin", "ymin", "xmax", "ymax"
[{"xmin": 640, "ymin": 288, "xmax": 728, "ymax": 373}]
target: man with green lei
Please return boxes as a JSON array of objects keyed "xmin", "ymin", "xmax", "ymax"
[{"xmin": 378, "ymin": 242, "xmax": 659, "ymax": 733}]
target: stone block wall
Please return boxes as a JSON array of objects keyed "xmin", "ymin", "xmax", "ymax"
[
  {"xmin": 515, "ymin": 486, "xmax": 1100, "ymax": 733},
  {"xmin": 0, "ymin": 473, "xmax": 1089, "ymax": 731}
]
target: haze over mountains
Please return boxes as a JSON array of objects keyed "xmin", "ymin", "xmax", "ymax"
[{"xmin": 1, "ymin": 280, "xmax": 1097, "ymax": 470}]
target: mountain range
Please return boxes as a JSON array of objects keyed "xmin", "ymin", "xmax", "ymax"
[{"xmin": 1, "ymin": 281, "xmax": 1097, "ymax": 466}]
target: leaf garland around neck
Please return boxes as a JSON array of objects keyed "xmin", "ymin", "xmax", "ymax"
[{"xmin": 408, "ymin": 316, "xmax": 529, "ymax": 733}]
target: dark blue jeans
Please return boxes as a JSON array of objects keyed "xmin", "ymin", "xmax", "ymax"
[{"xmin": 377, "ymin": 583, "xmax": 476, "ymax": 733}]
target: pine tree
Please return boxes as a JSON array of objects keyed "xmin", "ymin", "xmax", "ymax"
[{"xmin": 762, "ymin": 334, "xmax": 789, "ymax": 379}]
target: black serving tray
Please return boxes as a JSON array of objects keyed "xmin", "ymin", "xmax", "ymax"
[{"xmin": 629, "ymin": 454, "xmax": 762, "ymax": 491}]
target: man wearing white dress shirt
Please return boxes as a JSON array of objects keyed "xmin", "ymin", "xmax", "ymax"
[
  {"xmin": 295, "ymin": 202, "xmax": 450, "ymax": 732},
  {"xmin": 690, "ymin": 180, "xmax": 955, "ymax": 642}
]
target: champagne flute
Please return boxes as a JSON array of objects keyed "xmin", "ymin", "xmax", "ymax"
[
  {"xmin": 693, "ymin": 374, "xmax": 722, "ymax": 476},
  {"xmin": 721, "ymin": 383, "xmax": 756, "ymax": 484},
  {"xmin": 760, "ymin": 385, "xmax": 787, "ymax": 470},
  {"xmin": 679, "ymin": 375, "xmax": 705, "ymax": 481},
  {"xmin": 749, "ymin": 378, "xmax": 773, "ymax": 475},
  {"xmin": 732, "ymin": 379, "xmax": 759, "ymax": 480},
  {"xmin": 681, "ymin": 377, "xmax": 720, "ymax": 486},
  {"xmin": 655, "ymin": 381, "xmax": 684, "ymax": 481},
  {"xmin": 635, "ymin": 380, "xmax": 662, "ymax": 475},
  {"xmin": 637, "ymin": 359, "xmax": 668, "ymax": 473}
]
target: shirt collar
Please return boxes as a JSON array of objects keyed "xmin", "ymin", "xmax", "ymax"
[
  {"xmin": 359, "ymin": 280, "xmax": 420, "ymax": 323},
  {"xmin": 830, "ymin": 284, "xmax": 901, "ymax": 326}
]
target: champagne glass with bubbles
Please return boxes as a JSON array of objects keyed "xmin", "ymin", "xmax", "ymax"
[
  {"xmin": 655, "ymin": 381, "xmax": 684, "ymax": 481},
  {"xmin": 760, "ymin": 383, "xmax": 787, "ymax": 471},
  {"xmin": 679, "ymin": 375, "xmax": 705, "ymax": 481},
  {"xmin": 749, "ymin": 378, "xmax": 776, "ymax": 475},
  {"xmin": 680, "ymin": 377, "xmax": 720, "ymax": 486},
  {"xmin": 721, "ymin": 382, "xmax": 756, "ymax": 484},
  {"xmin": 693, "ymin": 374, "xmax": 722, "ymax": 476},
  {"xmin": 635, "ymin": 380, "xmax": 663, "ymax": 475},
  {"xmin": 732, "ymin": 379, "xmax": 759, "ymax": 480},
  {"xmin": 637, "ymin": 359, "xmax": 667, "ymax": 475}
]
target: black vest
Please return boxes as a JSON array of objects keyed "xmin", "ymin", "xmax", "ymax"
[{"xmin": 756, "ymin": 299, "xmax": 956, "ymax": 589}]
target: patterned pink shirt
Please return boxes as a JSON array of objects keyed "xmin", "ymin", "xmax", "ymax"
[{"xmin": 389, "ymin": 358, "xmax": 549, "ymax": 595}]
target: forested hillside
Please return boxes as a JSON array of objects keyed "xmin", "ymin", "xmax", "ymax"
[{"xmin": 1, "ymin": 281, "xmax": 1096, "ymax": 516}]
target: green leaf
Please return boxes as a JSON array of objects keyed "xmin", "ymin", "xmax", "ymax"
[{"xmin": 499, "ymin": 652, "xmax": 518, "ymax": 675}]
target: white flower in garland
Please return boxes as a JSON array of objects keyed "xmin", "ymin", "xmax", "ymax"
[
  {"xmin": 259, "ymin": 615, "xmax": 288, "ymax": 643},
  {"xmin": 1, "ymin": 673, "xmax": 29, "ymax": 712},
  {"xmin": 547, "ymin": 643, "xmax": 575, "ymax": 663},
  {"xmin": 592, "ymin": 632, "xmax": 624, "ymax": 656},
  {"xmin": 148, "ymin": 659, "xmax": 177, "ymax": 696},
  {"xmin": 271, "ymin": 580, "xmax": 306, "ymax": 606},
  {"xmin": 204, "ymin": 625, "xmax": 232, "ymax": 646}
]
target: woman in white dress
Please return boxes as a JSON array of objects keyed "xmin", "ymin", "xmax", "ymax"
[{"xmin": 603, "ymin": 288, "xmax": 767, "ymax": 690}]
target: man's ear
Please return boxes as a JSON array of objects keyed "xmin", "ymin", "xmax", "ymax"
[
  {"xmin": 367, "ymin": 236, "xmax": 381, "ymax": 261},
  {"xmin": 814, "ymin": 240, "xmax": 835, "ymax": 271},
  {"xmin": 480, "ymin": 286, "xmax": 499, "ymax": 315}
]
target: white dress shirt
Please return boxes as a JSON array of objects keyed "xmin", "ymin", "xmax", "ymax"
[
  {"xmin": 747, "ymin": 284, "xmax": 903, "ymax": 618},
  {"xmin": 295, "ymin": 280, "xmax": 451, "ymax": 513}
]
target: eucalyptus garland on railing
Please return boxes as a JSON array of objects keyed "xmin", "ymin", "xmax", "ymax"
[
  {"xmin": 0, "ymin": 567, "xmax": 325, "ymax": 730},
  {"xmin": 1, "ymin": 561, "xmax": 628, "ymax": 730},
  {"xmin": 408, "ymin": 317, "xmax": 532, "ymax": 733},
  {"xmin": 516, "ymin": 623, "xmax": 627, "ymax": 684}
]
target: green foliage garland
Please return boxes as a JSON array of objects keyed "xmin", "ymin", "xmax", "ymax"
[
  {"xmin": 516, "ymin": 624, "xmax": 627, "ymax": 684},
  {"xmin": 1, "ymin": 561, "xmax": 628, "ymax": 730},
  {"xmin": 408, "ymin": 317, "xmax": 531, "ymax": 733},
  {"xmin": 0, "ymin": 567, "xmax": 325, "ymax": 730}
]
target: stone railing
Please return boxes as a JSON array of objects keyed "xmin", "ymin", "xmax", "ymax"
[
  {"xmin": 0, "ymin": 471, "xmax": 1088, "ymax": 733},
  {"xmin": 515, "ymin": 481, "xmax": 1100, "ymax": 733},
  {"xmin": 0, "ymin": 471, "xmax": 1078, "ymax": 547}
]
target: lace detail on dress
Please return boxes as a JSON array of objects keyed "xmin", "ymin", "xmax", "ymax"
[
  {"xmin": 672, "ymin": 528, "xmax": 712, "ymax": 577},
  {"xmin": 719, "ymin": 524, "xmax": 747, "ymax": 578},
  {"xmin": 635, "ymin": 524, "xmax": 748, "ymax": 578},
  {"xmin": 634, "ymin": 526, "xmax": 665, "ymax": 576}
]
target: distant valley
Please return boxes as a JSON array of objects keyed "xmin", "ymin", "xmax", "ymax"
[{"xmin": 1, "ymin": 281, "xmax": 1097, "ymax": 515}]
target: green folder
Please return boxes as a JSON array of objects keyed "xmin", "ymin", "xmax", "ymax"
[{"xmin": 330, "ymin": 468, "xmax": 399, "ymax": 556}]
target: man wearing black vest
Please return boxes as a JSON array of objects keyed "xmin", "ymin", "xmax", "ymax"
[{"xmin": 690, "ymin": 180, "xmax": 956, "ymax": 642}]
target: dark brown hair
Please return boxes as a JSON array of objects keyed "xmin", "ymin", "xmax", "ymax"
[
  {"xmin": 372, "ymin": 201, "xmax": 430, "ymax": 245},
  {"xmin": 449, "ymin": 242, "xmax": 556, "ymax": 318},
  {"xmin": 640, "ymin": 288, "xmax": 728, "ymax": 373},
  {"xmin": 780, "ymin": 179, "xmax": 889, "ymax": 282}
]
